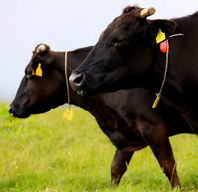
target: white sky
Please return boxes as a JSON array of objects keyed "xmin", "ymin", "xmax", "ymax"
[{"xmin": 0, "ymin": 0, "xmax": 197, "ymax": 102}]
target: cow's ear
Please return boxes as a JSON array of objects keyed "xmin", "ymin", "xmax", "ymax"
[
  {"xmin": 40, "ymin": 51, "xmax": 55, "ymax": 66},
  {"xmin": 30, "ymin": 44, "xmax": 55, "ymax": 77},
  {"xmin": 146, "ymin": 19, "xmax": 177, "ymax": 43},
  {"xmin": 32, "ymin": 44, "xmax": 55, "ymax": 67}
]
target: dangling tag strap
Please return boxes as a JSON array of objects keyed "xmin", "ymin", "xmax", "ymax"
[
  {"xmin": 62, "ymin": 51, "xmax": 74, "ymax": 121},
  {"xmin": 152, "ymin": 40, "xmax": 169, "ymax": 108},
  {"xmin": 152, "ymin": 32, "xmax": 183, "ymax": 108}
]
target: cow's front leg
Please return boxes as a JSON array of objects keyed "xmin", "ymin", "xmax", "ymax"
[
  {"xmin": 152, "ymin": 140, "xmax": 181, "ymax": 189},
  {"xmin": 140, "ymin": 124, "xmax": 181, "ymax": 189},
  {"xmin": 111, "ymin": 148, "xmax": 134, "ymax": 186}
]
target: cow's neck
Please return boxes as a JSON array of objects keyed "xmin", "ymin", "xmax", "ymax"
[
  {"xmin": 152, "ymin": 19, "xmax": 198, "ymax": 133},
  {"xmin": 57, "ymin": 48, "xmax": 124, "ymax": 130},
  {"xmin": 54, "ymin": 47, "xmax": 92, "ymax": 107}
]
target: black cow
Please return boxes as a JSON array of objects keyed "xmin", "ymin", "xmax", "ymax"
[
  {"xmin": 69, "ymin": 6, "xmax": 198, "ymax": 134},
  {"xmin": 9, "ymin": 44, "xmax": 192, "ymax": 189}
]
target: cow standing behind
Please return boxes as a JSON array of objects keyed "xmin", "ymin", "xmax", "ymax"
[{"xmin": 9, "ymin": 44, "xmax": 192, "ymax": 189}]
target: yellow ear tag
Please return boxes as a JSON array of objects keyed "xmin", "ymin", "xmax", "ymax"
[
  {"xmin": 152, "ymin": 94, "xmax": 161, "ymax": 108},
  {"xmin": 35, "ymin": 63, "xmax": 43, "ymax": 77},
  {"xmin": 156, "ymin": 29, "xmax": 166, "ymax": 44},
  {"xmin": 62, "ymin": 107, "xmax": 74, "ymax": 121},
  {"xmin": 32, "ymin": 70, "xmax": 36, "ymax": 75}
]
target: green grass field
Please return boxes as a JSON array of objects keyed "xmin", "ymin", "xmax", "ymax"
[{"xmin": 1, "ymin": 103, "xmax": 198, "ymax": 192}]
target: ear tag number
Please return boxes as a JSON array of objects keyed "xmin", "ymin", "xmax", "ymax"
[
  {"xmin": 156, "ymin": 29, "xmax": 166, "ymax": 44},
  {"xmin": 32, "ymin": 63, "xmax": 42, "ymax": 77},
  {"xmin": 62, "ymin": 107, "xmax": 74, "ymax": 121}
]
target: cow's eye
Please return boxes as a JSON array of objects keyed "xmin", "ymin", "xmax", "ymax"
[
  {"xmin": 113, "ymin": 38, "xmax": 128, "ymax": 47},
  {"xmin": 26, "ymin": 70, "xmax": 33, "ymax": 79}
]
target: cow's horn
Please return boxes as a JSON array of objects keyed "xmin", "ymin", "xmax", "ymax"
[
  {"xmin": 140, "ymin": 7, "xmax": 156, "ymax": 18},
  {"xmin": 36, "ymin": 44, "xmax": 48, "ymax": 53}
]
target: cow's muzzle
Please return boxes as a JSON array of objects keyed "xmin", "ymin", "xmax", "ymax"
[{"xmin": 8, "ymin": 104, "xmax": 30, "ymax": 118}]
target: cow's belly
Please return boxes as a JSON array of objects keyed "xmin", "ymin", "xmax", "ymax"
[{"xmin": 108, "ymin": 131, "xmax": 147, "ymax": 151}]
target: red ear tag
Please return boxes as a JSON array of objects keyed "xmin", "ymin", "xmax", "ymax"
[{"xmin": 160, "ymin": 40, "xmax": 168, "ymax": 53}]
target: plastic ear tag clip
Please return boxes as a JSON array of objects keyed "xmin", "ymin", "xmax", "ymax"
[
  {"xmin": 156, "ymin": 29, "xmax": 166, "ymax": 44},
  {"xmin": 62, "ymin": 107, "xmax": 74, "ymax": 121},
  {"xmin": 35, "ymin": 63, "xmax": 42, "ymax": 77},
  {"xmin": 32, "ymin": 63, "xmax": 43, "ymax": 77},
  {"xmin": 160, "ymin": 40, "xmax": 168, "ymax": 53}
]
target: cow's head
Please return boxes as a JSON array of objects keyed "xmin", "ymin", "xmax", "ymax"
[
  {"xmin": 69, "ymin": 6, "xmax": 176, "ymax": 95},
  {"xmin": 9, "ymin": 44, "xmax": 66, "ymax": 118}
]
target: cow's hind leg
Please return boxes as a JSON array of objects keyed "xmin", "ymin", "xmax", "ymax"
[
  {"xmin": 140, "ymin": 124, "xmax": 181, "ymax": 189},
  {"xmin": 111, "ymin": 149, "xmax": 134, "ymax": 186}
]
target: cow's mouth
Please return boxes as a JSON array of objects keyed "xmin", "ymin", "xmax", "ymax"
[
  {"xmin": 8, "ymin": 106, "xmax": 30, "ymax": 118},
  {"xmin": 77, "ymin": 90, "xmax": 84, "ymax": 96}
]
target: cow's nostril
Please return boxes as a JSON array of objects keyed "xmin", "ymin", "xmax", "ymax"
[
  {"xmin": 74, "ymin": 73, "xmax": 84, "ymax": 84},
  {"xmin": 69, "ymin": 72, "xmax": 85, "ymax": 91},
  {"xmin": 8, "ymin": 106, "xmax": 14, "ymax": 117}
]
